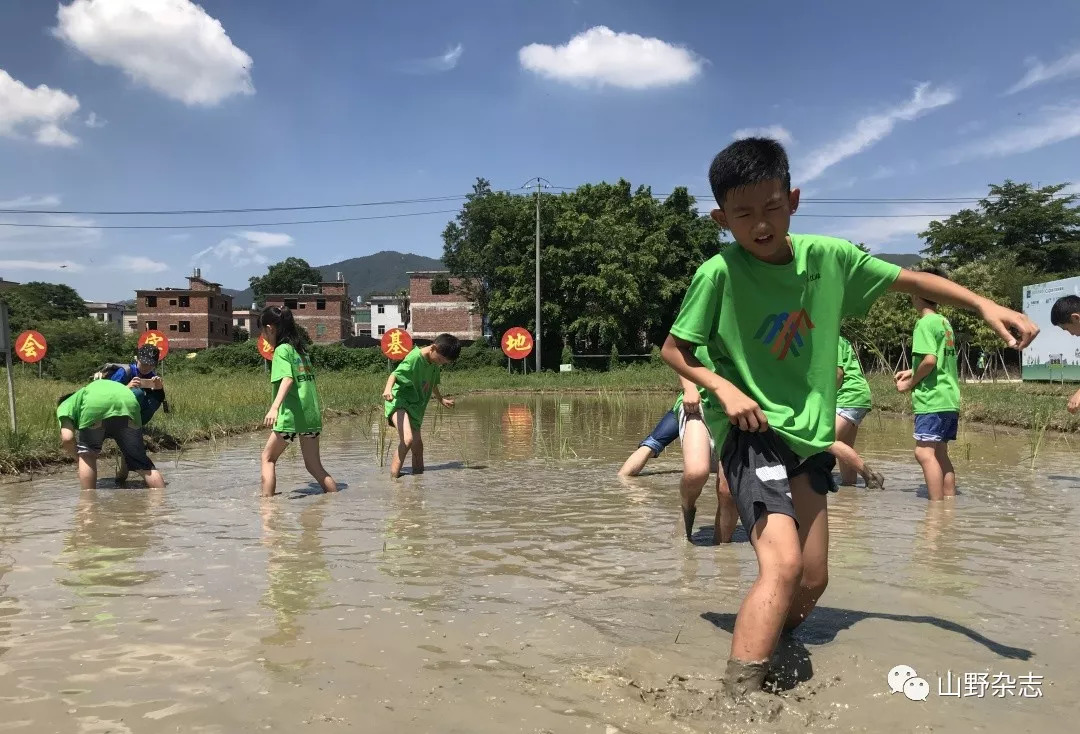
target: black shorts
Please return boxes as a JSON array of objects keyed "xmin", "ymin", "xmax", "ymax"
[
  {"xmin": 276, "ymin": 431, "xmax": 320, "ymax": 442},
  {"xmin": 76, "ymin": 416, "xmax": 155, "ymax": 472},
  {"xmin": 720, "ymin": 428, "xmax": 836, "ymax": 537}
]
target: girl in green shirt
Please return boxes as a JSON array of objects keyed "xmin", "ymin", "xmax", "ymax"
[{"xmin": 258, "ymin": 306, "xmax": 339, "ymax": 498}]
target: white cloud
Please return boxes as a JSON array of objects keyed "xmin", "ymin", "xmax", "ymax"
[
  {"xmin": 0, "ymin": 259, "xmax": 85, "ymax": 272},
  {"xmin": 796, "ymin": 83, "xmax": 957, "ymax": 184},
  {"xmin": 953, "ymin": 102, "xmax": 1080, "ymax": 160},
  {"xmin": 54, "ymin": 0, "xmax": 254, "ymax": 107},
  {"xmin": 519, "ymin": 26, "xmax": 703, "ymax": 89},
  {"xmin": 1007, "ymin": 49, "xmax": 1080, "ymax": 94},
  {"xmin": 113, "ymin": 255, "xmax": 168, "ymax": 273},
  {"xmin": 0, "ymin": 214, "xmax": 102, "ymax": 250},
  {"xmin": 815, "ymin": 200, "xmax": 969, "ymax": 248},
  {"xmin": 0, "ymin": 69, "xmax": 80, "ymax": 146},
  {"xmin": 732, "ymin": 125, "xmax": 794, "ymax": 146},
  {"xmin": 403, "ymin": 43, "xmax": 464, "ymax": 74},
  {"xmin": 0, "ymin": 195, "xmax": 62, "ymax": 208},
  {"xmin": 193, "ymin": 230, "xmax": 294, "ymax": 267},
  {"xmin": 85, "ymin": 111, "xmax": 107, "ymax": 128}
]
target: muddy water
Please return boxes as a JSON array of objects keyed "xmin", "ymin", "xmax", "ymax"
[{"xmin": 1, "ymin": 395, "xmax": 1077, "ymax": 733}]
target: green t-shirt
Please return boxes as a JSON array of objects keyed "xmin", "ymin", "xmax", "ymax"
[
  {"xmin": 836, "ymin": 336, "xmax": 872, "ymax": 409},
  {"xmin": 670, "ymin": 235, "xmax": 901, "ymax": 458},
  {"xmin": 270, "ymin": 343, "xmax": 322, "ymax": 433},
  {"xmin": 57, "ymin": 379, "xmax": 142, "ymax": 430},
  {"xmin": 671, "ymin": 345, "xmax": 716, "ymax": 414},
  {"xmin": 911, "ymin": 312, "xmax": 960, "ymax": 414},
  {"xmin": 384, "ymin": 347, "xmax": 441, "ymax": 426}
]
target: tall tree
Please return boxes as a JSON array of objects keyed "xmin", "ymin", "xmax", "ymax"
[
  {"xmin": 1, "ymin": 281, "xmax": 89, "ymax": 332},
  {"xmin": 921, "ymin": 181, "xmax": 1080, "ymax": 273},
  {"xmin": 249, "ymin": 257, "xmax": 325, "ymax": 305}
]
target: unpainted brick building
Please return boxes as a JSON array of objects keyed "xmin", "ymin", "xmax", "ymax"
[
  {"xmin": 407, "ymin": 270, "xmax": 482, "ymax": 341},
  {"xmin": 263, "ymin": 276, "xmax": 352, "ymax": 344},
  {"xmin": 135, "ymin": 269, "xmax": 233, "ymax": 350}
]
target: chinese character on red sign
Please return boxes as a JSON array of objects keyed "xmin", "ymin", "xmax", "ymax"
[
  {"xmin": 501, "ymin": 327, "xmax": 533, "ymax": 359},
  {"xmin": 15, "ymin": 330, "xmax": 48, "ymax": 363},
  {"xmin": 381, "ymin": 328, "xmax": 413, "ymax": 360},
  {"xmin": 138, "ymin": 330, "xmax": 170, "ymax": 360},
  {"xmin": 257, "ymin": 335, "xmax": 275, "ymax": 361}
]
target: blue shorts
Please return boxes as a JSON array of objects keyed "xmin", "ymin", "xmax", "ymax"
[
  {"xmin": 914, "ymin": 412, "xmax": 959, "ymax": 443},
  {"xmin": 836, "ymin": 407, "xmax": 870, "ymax": 426},
  {"xmin": 639, "ymin": 410, "xmax": 679, "ymax": 457}
]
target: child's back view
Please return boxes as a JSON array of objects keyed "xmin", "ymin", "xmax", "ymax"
[{"xmin": 895, "ymin": 267, "xmax": 961, "ymax": 501}]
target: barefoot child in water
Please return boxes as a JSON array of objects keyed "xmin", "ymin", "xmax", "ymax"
[
  {"xmin": 259, "ymin": 306, "xmax": 338, "ymax": 498},
  {"xmin": 383, "ymin": 334, "xmax": 460, "ymax": 477},
  {"xmin": 662, "ymin": 137, "xmax": 1038, "ymax": 699},
  {"xmin": 834, "ymin": 336, "xmax": 883, "ymax": 488}
]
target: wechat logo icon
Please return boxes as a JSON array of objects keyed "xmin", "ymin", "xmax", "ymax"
[{"xmin": 888, "ymin": 664, "xmax": 930, "ymax": 701}]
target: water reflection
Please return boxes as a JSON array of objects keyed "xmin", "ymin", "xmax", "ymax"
[{"xmin": 259, "ymin": 499, "xmax": 331, "ymax": 646}]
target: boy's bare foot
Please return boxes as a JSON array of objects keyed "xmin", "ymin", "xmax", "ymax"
[
  {"xmin": 862, "ymin": 464, "xmax": 885, "ymax": 489},
  {"xmin": 721, "ymin": 658, "xmax": 770, "ymax": 699},
  {"xmin": 390, "ymin": 454, "xmax": 403, "ymax": 478},
  {"xmin": 682, "ymin": 505, "xmax": 697, "ymax": 540}
]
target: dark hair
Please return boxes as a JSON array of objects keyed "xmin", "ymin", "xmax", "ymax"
[
  {"xmin": 914, "ymin": 265, "xmax": 949, "ymax": 308},
  {"xmin": 708, "ymin": 137, "xmax": 791, "ymax": 208},
  {"xmin": 433, "ymin": 333, "xmax": 461, "ymax": 361},
  {"xmin": 57, "ymin": 392, "xmax": 74, "ymax": 406},
  {"xmin": 1051, "ymin": 295, "xmax": 1080, "ymax": 326},
  {"xmin": 258, "ymin": 305, "xmax": 306, "ymax": 354}
]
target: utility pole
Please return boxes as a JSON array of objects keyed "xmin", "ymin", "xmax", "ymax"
[{"xmin": 523, "ymin": 177, "xmax": 550, "ymax": 372}]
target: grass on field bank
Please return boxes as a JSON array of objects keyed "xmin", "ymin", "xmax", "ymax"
[{"xmin": 1, "ymin": 365, "xmax": 1079, "ymax": 474}]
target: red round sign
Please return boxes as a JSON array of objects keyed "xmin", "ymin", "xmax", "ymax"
[
  {"xmin": 257, "ymin": 335, "xmax": 275, "ymax": 361},
  {"xmin": 501, "ymin": 327, "xmax": 534, "ymax": 359},
  {"xmin": 138, "ymin": 330, "xmax": 170, "ymax": 360},
  {"xmin": 380, "ymin": 328, "xmax": 413, "ymax": 360},
  {"xmin": 14, "ymin": 330, "xmax": 47, "ymax": 363}
]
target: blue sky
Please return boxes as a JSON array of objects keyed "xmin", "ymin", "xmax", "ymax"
[{"xmin": 1, "ymin": 0, "xmax": 1079, "ymax": 301}]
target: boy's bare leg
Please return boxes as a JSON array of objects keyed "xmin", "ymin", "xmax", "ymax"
[
  {"xmin": 725, "ymin": 512, "xmax": 802, "ymax": 695},
  {"xmin": 260, "ymin": 432, "xmax": 289, "ymax": 497},
  {"xmin": 679, "ymin": 415, "xmax": 711, "ymax": 540},
  {"xmin": 829, "ymin": 440, "xmax": 884, "ymax": 489},
  {"xmin": 139, "ymin": 469, "xmax": 166, "ymax": 488},
  {"xmin": 77, "ymin": 453, "xmax": 99, "ymax": 490},
  {"xmin": 784, "ymin": 475, "xmax": 829, "ymax": 631},
  {"xmin": 834, "ymin": 416, "xmax": 860, "ymax": 485},
  {"xmin": 618, "ymin": 446, "xmax": 654, "ymax": 477},
  {"xmin": 390, "ymin": 411, "xmax": 413, "ymax": 478},
  {"xmin": 936, "ymin": 443, "xmax": 956, "ymax": 498},
  {"xmin": 412, "ymin": 432, "xmax": 425, "ymax": 474},
  {"xmin": 915, "ymin": 441, "xmax": 945, "ymax": 501},
  {"xmin": 299, "ymin": 435, "xmax": 338, "ymax": 492},
  {"xmin": 714, "ymin": 473, "xmax": 738, "ymax": 544}
]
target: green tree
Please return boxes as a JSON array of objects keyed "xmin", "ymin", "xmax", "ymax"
[
  {"xmin": 249, "ymin": 257, "xmax": 324, "ymax": 305},
  {"xmin": 442, "ymin": 178, "xmax": 725, "ymax": 369},
  {"xmin": 921, "ymin": 181, "xmax": 1080, "ymax": 273},
  {"xmin": 429, "ymin": 274, "xmax": 451, "ymax": 295},
  {"xmin": 1, "ymin": 281, "xmax": 89, "ymax": 332}
]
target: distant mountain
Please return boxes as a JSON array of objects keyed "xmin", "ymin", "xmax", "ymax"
[
  {"xmin": 223, "ymin": 250, "xmax": 444, "ymax": 307},
  {"xmin": 877, "ymin": 253, "xmax": 923, "ymax": 268}
]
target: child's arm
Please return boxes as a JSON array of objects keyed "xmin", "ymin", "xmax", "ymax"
[
  {"xmin": 895, "ymin": 355, "xmax": 936, "ymax": 393},
  {"xmin": 890, "ymin": 270, "xmax": 1039, "ymax": 349},
  {"xmin": 433, "ymin": 385, "xmax": 454, "ymax": 408},
  {"xmin": 264, "ymin": 377, "xmax": 294, "ymax": 428},
  {"xmin": 382, "ymin": 374, "xmax": 396, "ymax": 402},
  {"xmin": 679, "ymin": 374, "xmax": 701, "ymax": 412},
  {"xmin": 662, "ymin": 335, "xmax": 768, "ymax": 431},
  {"xmin": 1068, "ymin": 388, "xmax": 1080, "ymax": 414}
]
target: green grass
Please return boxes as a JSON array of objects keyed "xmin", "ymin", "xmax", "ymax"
[{"xmin": 3, "ymin": 365, "xmax": 1079, "ymax": 475}]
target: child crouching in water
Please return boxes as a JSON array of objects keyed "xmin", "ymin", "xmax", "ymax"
[{"xmin": 259, "ymin": 306, "xmax": 338, "ymax": 498}]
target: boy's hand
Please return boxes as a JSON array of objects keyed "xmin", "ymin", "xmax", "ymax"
[
  {"xmin": 127, "ymin": 377, "xmax": 142, "ymax": 389},
  {"xmin": 682, "ymin": 390, "xmax": 701, "ymax": 414},
  {"xmin": 382, "ymin": 390, "xmax": 393, "ymax": 402},
  {"xmin": 263, "ymin": 407, "xmax": 278, "ymax": 428},
  {"xmin": 152, "ymin": 376, "xmax": 163, "ymax": 389},
  {"xmin": 440, "ymin": 397, "xmax": 455, "ymax": 408},
  {"xmin": 894, "ymin": 369, "xmax": 913, "ymax": 382},
  {"xmin": 1068, "ymin": 389, "xmax": 1080, "ymax": 414},
  {"xmin": 896, "ymin": 377, "xmax": 914, "ymax": 393},
  {"xmin": 715, "ymin": 385, "xmax": 768, "ymax": 432},
  {"xmin": 978, "ymin": 301, "xmax": 1040, "ymax": 349}
]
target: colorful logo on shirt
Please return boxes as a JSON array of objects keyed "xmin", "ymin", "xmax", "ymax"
[{"xmin": 755, "ymin": 310, "xmax": 815, "ymax": 360}]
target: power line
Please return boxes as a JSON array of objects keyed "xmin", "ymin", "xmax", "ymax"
[{"xmin": 0, "ymin": 208, "xmax": 461, "ymax": 230}]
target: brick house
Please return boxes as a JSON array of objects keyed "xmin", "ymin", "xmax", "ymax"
[
  {"xmin": 263, "ymin": 275, "xmax": 351, "ymax": 344},
  {"xmin": 232, "ymin": 307, "xmax": 259, "ymax": 339},
  {"xmin": 407, "ymin": 270, "xmax": 481, "ymax": 340},
  {"xmin": 135, "ymin": 268, "xmax": 233, "ymax": 349}
]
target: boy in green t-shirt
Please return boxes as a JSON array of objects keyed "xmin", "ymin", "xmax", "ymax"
[
  {"xmin": 834, "ymin": 336, "xmax": 882, "ymax": 488},
  {"xmin": 1050, "ymin": 295, "xmax": 1080, "ymax": 413},
  {"xmin": 895, "ymin": 267, "xmax": 962, "ymax": 502},
  {"xmin": 383, "ymin": 333, "xmax": 461, "ymax": 478},
  {"xmin": 258, "ymin": 306, "xmax": 338, "ymax": 498},
  {"xmin": 56, "ymin": 378, "xmax": 166, "ymax": 490},
  {"xmin": 661, "ymin": 137, "xmax": 1038, "ymax": 699}
]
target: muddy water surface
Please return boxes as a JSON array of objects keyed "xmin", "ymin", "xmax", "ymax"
[{"xmin": 1, "ymin": 395, "xmax": 1076, "ymax": 733}]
